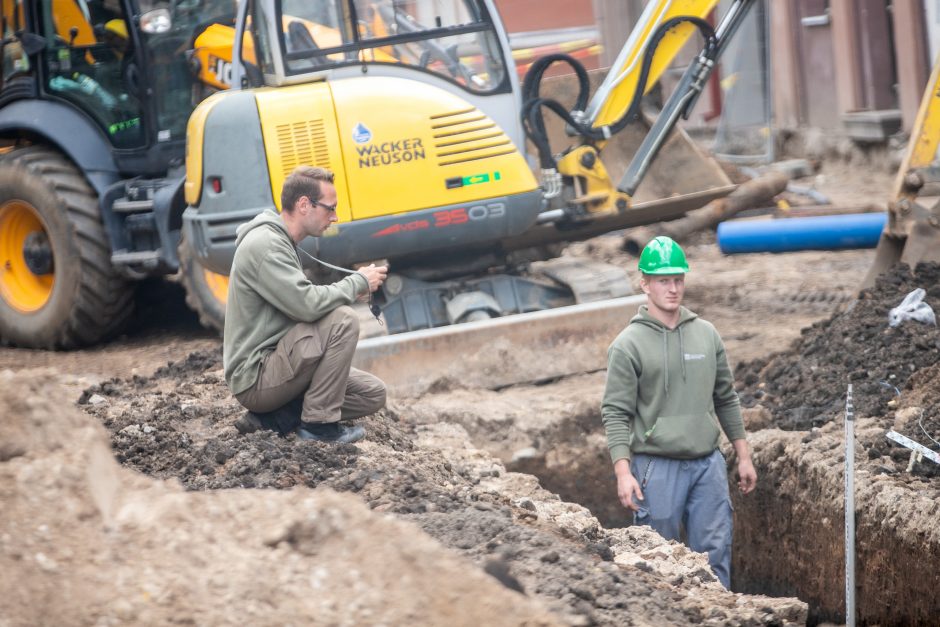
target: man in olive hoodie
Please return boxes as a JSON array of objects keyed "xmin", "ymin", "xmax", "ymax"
[
  {"xmin": 601, "ymin": 236, "xmax": 756, "ymax": 588},
  {"xmin": 224, "ymin": 166, "xmax": 387, "ymax": 444}
]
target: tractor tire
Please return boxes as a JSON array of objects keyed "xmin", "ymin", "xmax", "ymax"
[
  {"xmin": 178, "ymin": 237, "xmax": 227, "ymax": 334},
  {"xmin": 0, "ymin": 146, "xmax": 133, "ymax": 348}
]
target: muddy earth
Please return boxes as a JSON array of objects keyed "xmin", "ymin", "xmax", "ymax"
[
  {"xmin": 3, "ymin": 158, "xmax": 937, "ymax": 625},
  {"xmin": 737, "ymin": 262, "xmax": 940, "ymax": 471}
]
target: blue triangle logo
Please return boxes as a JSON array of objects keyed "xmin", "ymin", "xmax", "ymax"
[{"xmin": 352, "ymin": 123, "xmax": 372, "ymax": 144}]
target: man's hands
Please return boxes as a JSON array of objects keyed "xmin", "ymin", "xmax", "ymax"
[
  {"xmin": 357, "ymin": 264, "xmax": 388, "ymax": 294},
  {"xmin": 614, "ymin": 458, "xmax": 643, "ymax": 511},
  {"xmin": 732, "ymin": 439, "xmax": 757, "ymax": 494}
]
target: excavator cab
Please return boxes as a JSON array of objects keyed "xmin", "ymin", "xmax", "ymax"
[{"xmin": 189, "ymin": 0, "xmax": 510, "ymax": 94}]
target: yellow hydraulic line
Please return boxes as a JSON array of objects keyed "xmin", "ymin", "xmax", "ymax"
[
  {"xmin": 591, "ymin": 0, "xmax": 721, "ymax": 130},
  {"xmin": 893, "ymin": 52, "xmax": 940, "ymax": 199}
]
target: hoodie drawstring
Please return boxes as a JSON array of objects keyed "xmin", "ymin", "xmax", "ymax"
[
  {"xmin": 678, "ymin": 325, "xmax": 687, "ymax": 382},
  {"xmin": 662, "ymin": 330, "xmax": 669, "ymax": 394}
]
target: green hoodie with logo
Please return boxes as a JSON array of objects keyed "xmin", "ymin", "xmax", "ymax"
[
  {"xmin": 601, "ymin": 305, "xmax": 745, "ymax": 463},
  {"xmin": 223, "ymin": 209, "xmax": 368, "ymax": 395}
]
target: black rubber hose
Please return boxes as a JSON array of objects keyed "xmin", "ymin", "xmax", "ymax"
[
  {"xmin": 520, "ymin": 53, "xmax": 591, "ymax": 169},
  {"xmin": 520, "ymin": 16, "xmax": 717, "ymax": 171}
]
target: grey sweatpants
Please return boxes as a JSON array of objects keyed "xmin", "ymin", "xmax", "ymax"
[
  {"xmin": 235, "ymin": 306, "xmax": 386, "ymax": 431},
  {"xmin": 630, "ymin": 449, "xmax": 733, "ymax": 588}
]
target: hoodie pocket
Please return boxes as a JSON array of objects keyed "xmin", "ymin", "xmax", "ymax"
[{"xmin": 644, "ymin": 413, "xmax": 721, "ymax": 457}]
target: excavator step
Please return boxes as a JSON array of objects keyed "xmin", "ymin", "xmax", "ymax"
[
  {"xmin": 112, "ymin": 199, "xmax": 155, "ymax": 213},
  {"xmin": 352, "ymin": 295, "xmax": 646, "ymax": 396}
]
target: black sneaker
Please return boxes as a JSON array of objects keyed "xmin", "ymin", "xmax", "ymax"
[
  {"xmin": 234, "ymin": 411, "xmax": 263, "ymax": 434},
  {"xmin": 297, "ymin": 422, "xmax": 365, "ymax": 444},
  {"xmin": 236, "ymin": 403, "xmax": 303, "ymax": 436}
]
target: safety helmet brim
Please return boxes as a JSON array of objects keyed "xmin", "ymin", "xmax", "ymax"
[{"xmin": 642, "ymin": 266, "xmax": 689, "ymax": 275}]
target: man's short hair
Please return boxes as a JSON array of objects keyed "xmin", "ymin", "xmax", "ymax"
[{"xmin": 281, "ymin": 166, "xmax": 335, "ymax": 213}]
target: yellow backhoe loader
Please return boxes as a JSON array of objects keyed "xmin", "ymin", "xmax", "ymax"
[{"xmin": 0, "ymin": 0, "xmax": 756, "ymax": 383}]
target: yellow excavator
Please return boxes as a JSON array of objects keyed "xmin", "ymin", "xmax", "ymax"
[
  {"xmin": 0, "ymin": 0, "xmax": 756, "ymax": 357},
  {"xmin": 863, "ymin": 53, "xmax": 940, "ymax": 287},
  {"xmin": 182, "ymin": 0, "xmax": 755, "ymax": 332}
]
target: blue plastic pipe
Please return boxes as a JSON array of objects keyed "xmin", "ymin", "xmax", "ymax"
[{"xmin": 716, "ymin": 213, "xmax": 887, "ymax": 254}]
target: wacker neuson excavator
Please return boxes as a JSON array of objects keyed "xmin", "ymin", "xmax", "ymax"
[{"xmin": 0, "ymin": 0, "xmax": 756, "ymax": 357}]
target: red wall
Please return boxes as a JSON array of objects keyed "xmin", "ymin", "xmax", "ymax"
[{"xmin": 494, "ymin": 0, "xmax": 596, "ymax": 32}]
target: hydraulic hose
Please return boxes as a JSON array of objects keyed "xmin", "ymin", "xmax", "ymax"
[{"xmin": 521, "ymin": 16, "xmax": 717, "ymax": 171}]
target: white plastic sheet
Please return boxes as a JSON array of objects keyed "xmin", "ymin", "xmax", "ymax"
[{"xmin": 888, "ymin": 288, "xmax": 937, "ymax": 327}]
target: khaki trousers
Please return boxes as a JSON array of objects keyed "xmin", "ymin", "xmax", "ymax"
[{"xmin": 235, "ymin": 306, "xmax": 386, "ymax": 432}]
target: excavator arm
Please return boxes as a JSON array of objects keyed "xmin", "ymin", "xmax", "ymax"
[
  {"xmin": 863, "ymin": 54, "xmax": 940, "ymax": 288},
  {"xmin": 521, "ymin": 0, "xmax": 756, "ymax": 218}
]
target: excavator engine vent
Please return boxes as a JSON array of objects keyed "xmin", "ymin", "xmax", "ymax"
[
  {"xmin": 431, "ymin": 107, "xmax": 514, "ymax": 166},
  {"xmin": 275, "ymin": 119, "xmax": 331, "ymax": 178}
]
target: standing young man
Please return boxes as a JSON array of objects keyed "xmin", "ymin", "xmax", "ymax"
[
  {"xmin": 224, "ymin": 166, "xmax": 388, "ymax": 444},
  {"xmin": 601, "ymin": 236, "xmax": 757, "ymax": 588}
]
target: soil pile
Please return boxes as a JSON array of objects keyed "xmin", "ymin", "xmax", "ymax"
[
  {"xmin": 729, "ymin": 263, "xmax": 940, "ymax": 622},
  {"xmin": 0, "ymin": 371, "xmax": 557, "ymax": 626},
  {"xmin": 736, "ymin": 263, "xmax": 940, "ymax": 473},
  {"xmin": 72, "ymin": 352, "xmax": 806, "ymax": 625}
]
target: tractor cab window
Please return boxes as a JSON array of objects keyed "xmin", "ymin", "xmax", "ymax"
[
  {"xmin": 274, "ymin": 0, "xmax": 507, "ymax": 93},
  {"xmin": 1, "ymin": 0, "xmax": 30, "ymax": 83},
  {"xmin": 135, "ymin": 0, "xmax": 236, "ymax": 144},
  {"xmin": 40, "ymin": 0, "xmax": 145, "ymax": 148}
]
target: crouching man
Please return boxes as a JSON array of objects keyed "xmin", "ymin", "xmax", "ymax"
[
  {"xmin": 601, "ymin": 236, "xmax": 757, "ymax": 588},
  {"xmin": 224, "ymin": 166, "xmax": 387, "ymax": 444}
]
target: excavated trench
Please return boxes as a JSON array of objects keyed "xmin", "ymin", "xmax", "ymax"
[
  {"xmin": 478, "ymin": 263, "xmax": 940, "ymax": 626},
  {"xmin": 500, "ymin": 411, "xmax": 938, "ymax": 626}
]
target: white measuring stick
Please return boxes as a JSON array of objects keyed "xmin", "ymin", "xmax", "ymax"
[
  {"xmin": 845, "ymin": 384, "xmax": 855, "ymax": 627},
  {"xmin": 886, "ymin": 430, "xmax": 940, "ymax": 465}
]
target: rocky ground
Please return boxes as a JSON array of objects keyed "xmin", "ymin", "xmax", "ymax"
[
  {"xmin": 2, "ymin": 360, "xmax": 807, "ymax": 626},
  {"xmin": 3, "ymin": 157, "xmax": 938, "ymax": 625}
]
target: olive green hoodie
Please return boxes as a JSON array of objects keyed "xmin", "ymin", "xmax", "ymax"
[
  {"xmin": 601, "ymin": 305, "xmax": 745, "ymax": 463},
  {"xmin": 223, "ymin": 209, "xmax": 368, "ymax": 395}
]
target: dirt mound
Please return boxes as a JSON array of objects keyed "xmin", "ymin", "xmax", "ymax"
[
  {"xmin": 736, "ymin": 263, "xmax": 940, "ymax": 473},
  {"xmin": 0, "ymin": 371, "xmax": 558, "ymax": 626},
  {"xmin": 72, "ymin": 350, "xmax": 806, "ymax": 625}
]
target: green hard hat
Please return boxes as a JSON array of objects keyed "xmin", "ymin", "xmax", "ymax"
[{"xmin": 638, "ymin": 236, "xmax": 690, "ymax": 274}]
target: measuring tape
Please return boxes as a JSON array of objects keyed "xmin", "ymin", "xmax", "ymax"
[{"xmin": 886, "ymin": 430, "xmax": 940, "ymax": 465}]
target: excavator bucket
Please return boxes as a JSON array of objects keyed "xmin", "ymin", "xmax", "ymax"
[{"xmin": 863, "ymin": 196, "xmax": 940, "ymax": 288}]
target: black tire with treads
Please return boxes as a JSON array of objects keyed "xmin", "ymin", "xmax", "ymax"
[{"xmin": 0, "ymin": 146, "xmax": 133, "ymax": 348}]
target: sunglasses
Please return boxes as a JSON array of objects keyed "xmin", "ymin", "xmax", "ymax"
[{"xmin": 307, "ymin": 196, "xmax": 337, "ymax": 212}]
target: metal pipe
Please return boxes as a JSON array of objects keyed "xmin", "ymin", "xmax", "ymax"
[
  {"xmin": 535, "ymin": 209, "xmax": 566, "ymax": 224},
  {"xmin": 716, "ymin": 213, "xmax": 886, "ymax": 254},
  {"xmin": 230, "ymin": 0, "xmax": 249, "ymax": 90},
  {"xmin": 617, "ymin": 67, "xmax": 699, "ymax": 195}
]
